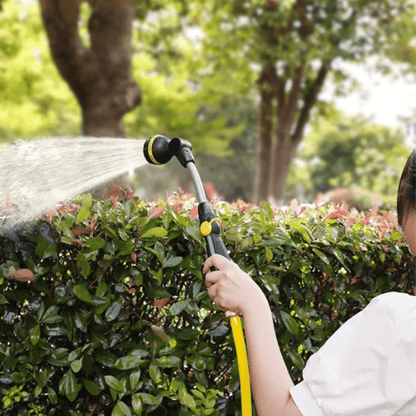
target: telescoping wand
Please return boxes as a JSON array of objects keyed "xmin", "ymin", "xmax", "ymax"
[{"xmin": 144, "ymin": 135, "xmax": 252, "ymax": 415}]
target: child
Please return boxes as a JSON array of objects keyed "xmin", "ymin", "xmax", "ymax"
[{"xmin": 203, "ymin": 149, "xmax": 416, "ymax": 416}]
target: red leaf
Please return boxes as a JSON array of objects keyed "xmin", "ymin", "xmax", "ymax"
[
  {"xmin": 125, "ymin": 188, "xmax": 134, "ymax": 200},
  {"xmin": 205, "ymin": 183, "xmax": 216, "ymax": 200},
  {"xmin": 190, "ymin": 205, "xmax": 198, "ymax": 221},
  {"xmin": 110, "ymin": 196, "xmax": 118, "ymax": 208},
  {"xmin": 71, "ymin": 227, "xmax": 88, "ymax": 236},
  {"xmin": 149, "ymin": 206, "xmax": 165, "ymax": 219},
  {"xmin": 154, "ymin": 297, "xmax": 170, "ymax": 308},
  {"xmin": 173, "ymin": 202, "xmax": 182, "ymax": 213},
  {"xmin": 110, "ymin": 184, "xmax": 121, "ymax": 200},
  {"xmin": 131, "ymin": 252, "xmax": 137, "ymax": 262},
  {"xmin": 69, "ymin": 239, "xmax": 81, "ymax": 244},
  {"xmin": 9, "ymin": 267, "xmax": 35, "ymax": 282}
]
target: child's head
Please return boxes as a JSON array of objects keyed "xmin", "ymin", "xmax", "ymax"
[{"xmin": 397, "ymin": 148, "xmax": 416, "ymax": 255}]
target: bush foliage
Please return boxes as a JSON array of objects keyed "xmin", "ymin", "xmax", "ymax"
[{"xmin": 0, "ymin": 189, "xmax": 414, "ymax": 415}]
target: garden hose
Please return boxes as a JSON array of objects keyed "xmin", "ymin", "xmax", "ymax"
[{"xmin": 144, "ymin": 135, "xmax": 252, "ymax": 415}]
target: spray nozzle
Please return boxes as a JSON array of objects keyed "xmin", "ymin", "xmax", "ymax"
[{"xmin": 143, "ymin": 135, "xmax": 195, "ymax": 168}]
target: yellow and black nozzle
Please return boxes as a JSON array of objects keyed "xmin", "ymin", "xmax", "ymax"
[{"xmin": 143, "ymin": 135, "xmax": 195, "ymax": 168}]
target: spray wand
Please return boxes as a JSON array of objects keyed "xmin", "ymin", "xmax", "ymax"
[{"xmin": 144, "ymin": 135, "xmax": 252, "ymax": 415}]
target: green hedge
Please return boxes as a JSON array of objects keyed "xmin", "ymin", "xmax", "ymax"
[{"xmin": 0, "ymin": 191, "xmax": 414, "ymax": 416}]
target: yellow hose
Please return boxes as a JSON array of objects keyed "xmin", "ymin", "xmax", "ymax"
[{"xmin": 230, "ymin": 315, "xmax": 251, "ymax": 415}]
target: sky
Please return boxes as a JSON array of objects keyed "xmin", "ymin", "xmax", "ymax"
[{"xmin": 327, "ymin": 59, "xmax": 416, "ymax": 128}]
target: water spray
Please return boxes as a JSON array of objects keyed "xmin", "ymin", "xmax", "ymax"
[{"xmin": 144, "ymin": 135, "xmax": 252, "ymax": 415}]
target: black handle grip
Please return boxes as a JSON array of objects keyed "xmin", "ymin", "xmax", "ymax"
[
  {"xmin": 210, "ymin": 233, "xmax": 230, "ymax": 260},
  {"xmin": 204, "ymin": 233, "xmax": 230, "ymax": 272}
]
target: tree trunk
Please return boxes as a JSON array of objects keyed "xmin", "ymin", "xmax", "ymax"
[
  {"xmin": 253, "ymin": 66, "xmax": 276, "ymax": 204},
  {"xmin": 39, "ymin": 0, "xmax": 142, "ymax": 197},
  {"xmin": 269, "ymin": 131, "xmax": 300, "ymax": 204},
  {"xmin": 268, "ymin": 62, "xmax": 328, "ymax": 204}
]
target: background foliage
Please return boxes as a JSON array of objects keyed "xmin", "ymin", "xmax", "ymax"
[
  {"xmin": 0, "ymin": 0, "xmax": 414, "ymax": 206},
  {"xmin": 0, "ymin": 192, "xmax": 414, "ymax": 415}
]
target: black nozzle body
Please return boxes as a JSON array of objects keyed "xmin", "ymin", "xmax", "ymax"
[
  {"xmin": 143, "ymin": 135, "xmax": 173, "ymax": 165},
  {"xmin": 143, "ymin": 135, "xmax": 195, "ymax": 167}
]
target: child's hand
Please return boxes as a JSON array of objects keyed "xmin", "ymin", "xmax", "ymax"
[{"xmin": 203, "ymin": 254, "xmax": 266, "ymax": 317}]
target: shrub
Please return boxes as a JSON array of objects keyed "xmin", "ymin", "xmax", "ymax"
[{"xmin": 0, "ymin": 190, "xmax": 414, "ymax": 415}]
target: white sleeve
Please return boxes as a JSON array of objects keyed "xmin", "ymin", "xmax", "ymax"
[{"xmin": 289, "ymin": 292, "xmax": 416, "ymax": 416}]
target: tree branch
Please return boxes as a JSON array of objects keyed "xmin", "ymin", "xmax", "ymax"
[
  {"xmin": 291, "ymin": 62, "xmax": 328, "ymax": 143},
  {"xmin": 39, "ymin": 0, "xmax": 140, "ymax": 113},
  {"xmin": 279, "ymin": 63, "xmax": 305, "ymax": 134},
  {"xmin": 39, "ymin": 0, "xmax": 91, "ymax": 98}
]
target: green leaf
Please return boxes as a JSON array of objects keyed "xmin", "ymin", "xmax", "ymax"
[
  {"xmin": 154, "ymin": 241, "xmax": 165, "ymax": 263},
  {"xmin": 59, "ymin": 370, "xmax": 81, "ymax": 402},
  {"xmin": 149, "ymin": 364, "xmax": 161, "ymax": 383},
  {"xmin": 391, "ymin": 231, "xmax": 404, "ymax": 240},
  {"xmin": 153, "ymin": 355, "xmax": 181, "ymax": 368},
  {"xmin": 84, "ymin": 237, "xmax": 106, "ymax": 250},
  {"xmin": 286, "ymin": 220, "xmax": 312, "ymax": 243},
  {"xmin": 208, "ymin": 325, "xmax": 229, "ymax": 337},
  {"xmin": 313, "ymin": 248, "xmax": 330, "ymax": 264},
  {"xmin": 36, "ymin": 302, "xmax": 45, "ymax": 321},
  {"xmin": 73, "ymin": 284, "xmax": 92, "ymax": 303},
  {"xmin": 68, "ymin": 349, "xmax": 81, "ymax": 362},
  {"xmin": 41, "ymin": 305, "xmax": 62, "ymax": 324},
  {"xmin": 112, "ymin": 401, "xmax": 131, "ymax": 416},
  {"xmin": 34, "ymin": 385, "xmax": 42, "ymax": 397},
  {"xmin": 31, "ymin": 324, "xmax": 40, "ymax": 346},
  {"xmin": 36, "ymin": 236, "xmax": 48, "ymax": 257},
  {"xmin": 136, "ymin": 393, "xmax": 158, "ymax": 405},
  {"xmin": 141, "ymin": 227, "xmax": 168, "ymax": 238},
  {"xmin": 82, "ymin": 193, "xmax": 93, "ymax": 208},
  {"xmin": 265, "ymin": 247, "xmax": 273, "ymax": 262},
  {"xmin": 163, "ymin": 256, "xmax": 183, "ymax": 268},
  {"xmin": 104, "ymin": 225, "xmax": 118, "ymax": 238},
  {"xmin": 104, "ymin": 375, "xmax": 125, "ymax": 393},
  {"xmin": 70, "ymin": 359, "xmax": 82, "ymax": 373},
  {"xmin": 76, "ymin": 205, "xmax": 91, "ymax": 223},
  {"xmin": 96, "ymin": 280, "xmax": 108, "ymax": 298},
  {"xmin": 178, "ymin": 383, "xmax": 197, "ymax": 410},
  {"xmin": 74, "ymin": 311, "xmax": 88, "ymax": 332},
  {"xmin": 115, "ymin": 356, "xmax": 146, "ymax": 370},
  {"xmin": 178, "ymin": 328, "xmax": 200, "ymax": 340},
  {"xmin": 84, "ymin": 380, "xmax": 100, "ymax": 396},
  {"xmin": 280, "ymin": 310, "xmax": 299, "ymax": 335},
  {"xmin": 105, "ymin": 301, "xmax": 122, "ymax": 321},
  {"xmin": 287, "ymin": 347, "xmax": 304, "ymax": 369},
  {"xmin": 95, "ymin": 351, "xmax": 117, "ymax": 367},
  {"xmin": 130, "ymin": 370, "xmax": 141, "ymax": 392},
  {"xmin": 132, "ymin": 394, "xmax": 143, "ymax": 416},
  {"xmin": 48, "ymin": 386, "xmax": 58, "ymax": 404},
  {"xmin": 77, "ymin": 252, "xmax": 91, "ymax": 277},
  {"xmin": 186, "ymin": 225, "xmax": 202, "ymax": 242},
  {"xmin": 56, "ymin": 218, "xmax": 74, "ymax": 238},
  {"xmin": 0, "ymin": 294, "xmax": 8, "ymax": 304},
  {"xmin": 169, "ymin": 300, "xmax": 189, "ymax": 316}
]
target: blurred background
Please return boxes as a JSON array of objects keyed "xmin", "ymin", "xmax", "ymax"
[{"xmin": 1, "ymin": 0, "xmax": 415, "ymax": 213}]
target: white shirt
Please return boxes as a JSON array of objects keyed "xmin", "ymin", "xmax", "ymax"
[{"xmin": 290, "ymin": 292, "xmax": 416, "ymax": 416}]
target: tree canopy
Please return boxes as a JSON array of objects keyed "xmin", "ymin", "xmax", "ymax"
[{"xmin": 0, "ymin": 0, "xmax": 414, "ymax": 206}]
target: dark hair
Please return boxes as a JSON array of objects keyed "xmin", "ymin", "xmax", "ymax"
[{"xmin": 397, "ymin": 148, "xmax": 416, "ymax": 229}]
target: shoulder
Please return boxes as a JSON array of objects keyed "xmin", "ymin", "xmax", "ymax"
[
  {"xmin": 367, "ymin": 292, "xmax": 416, "ymax": 316},
  {"xmin": 367, "ymin": 292, "xmax": 416, "ymax": 341}
]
